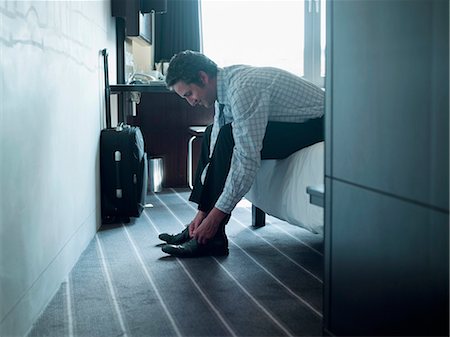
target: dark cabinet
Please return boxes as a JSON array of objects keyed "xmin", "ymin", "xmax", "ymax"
[{"xmin": 112, "ymin": 0, "xmax": 152, "ymax": 43}]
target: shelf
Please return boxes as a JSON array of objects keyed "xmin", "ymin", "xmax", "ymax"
[{"xmin": 306, "ymin": 184, "xmax": 324, "ymax": 208}]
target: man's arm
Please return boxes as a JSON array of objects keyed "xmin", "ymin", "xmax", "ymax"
[{"xmin": 215, "ymin": 88, "xmax": 270, "ymax": 213}]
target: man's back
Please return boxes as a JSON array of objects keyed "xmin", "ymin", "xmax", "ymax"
[{"xmin": 217, "ymin": 65, "xmax": 324, "ymax": 123}]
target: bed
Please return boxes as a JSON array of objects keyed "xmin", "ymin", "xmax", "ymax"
[{"xmin": 245, "ymin": 141, "xmax": 324, "ymax": 234}]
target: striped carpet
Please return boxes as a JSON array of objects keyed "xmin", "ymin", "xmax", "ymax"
[{"xmin": 28, "ymin": 188, "xmax": 324, "ymax": 337}]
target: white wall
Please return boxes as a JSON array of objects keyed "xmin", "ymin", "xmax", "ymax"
[{"xmin": 0, "ymin": 1, "xmax": 116, "ymax": 336}]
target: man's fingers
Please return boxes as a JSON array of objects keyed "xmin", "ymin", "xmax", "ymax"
[
  {"xmin": 193, "ymin": 228, "xmax": 206, "ymax": 244},
  {"xmin": 189, "ymin": 221, "xmax": 198, "ymax": 237}
]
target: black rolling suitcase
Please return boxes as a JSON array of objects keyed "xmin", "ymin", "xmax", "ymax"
[{"xmin": 100, "ymin": 49, "xmax": 148, "ymax": 223}]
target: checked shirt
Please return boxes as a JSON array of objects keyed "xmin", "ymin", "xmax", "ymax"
[{"xmin": 209, "ymin": 65, "xmax": 324, "ymax": 213}]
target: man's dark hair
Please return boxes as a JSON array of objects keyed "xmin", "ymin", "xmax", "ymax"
[{"xmin": 165, "ymin": 50, "xmax": 218, "ymax": 88}]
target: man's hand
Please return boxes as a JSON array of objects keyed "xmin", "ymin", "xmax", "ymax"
[
  {"xmin": 193, "ymin": 208, "xmax": 228, "ymax": 245},
  {"xmin": 189, "ymin": 210, "xmax": 207, "ymax": 237}
]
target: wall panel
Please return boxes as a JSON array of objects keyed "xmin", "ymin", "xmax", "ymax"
[
  {"xmin": 328, "ymin": 180, "xmax": 448, "ymax": 336},
  {"xmin": 330, "ymin": 0, "xmax": 448, "ymax": 211}
]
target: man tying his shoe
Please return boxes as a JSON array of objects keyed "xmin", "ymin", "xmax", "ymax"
[{"xmin": 159, "ymin": 50, "xmax": 324, "ymax": 257}]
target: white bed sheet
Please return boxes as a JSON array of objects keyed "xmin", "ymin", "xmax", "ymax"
[{"xmin": 245, "ymin": 141, "xmax": 324, "ymax": 234}]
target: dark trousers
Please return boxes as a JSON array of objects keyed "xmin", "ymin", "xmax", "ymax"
[{"xmin": 189, "ymin": 116, "xmax": 324, "ymax": 213}]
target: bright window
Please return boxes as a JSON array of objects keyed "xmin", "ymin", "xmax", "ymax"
[{"xmin": 200, "ymin": 0, "xmax": 326, "ymax": 87}]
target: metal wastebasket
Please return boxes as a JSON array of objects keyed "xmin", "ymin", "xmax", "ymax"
[{"xmin": 148, "ymin": 157, "xmax": 163, "ymax": 192}]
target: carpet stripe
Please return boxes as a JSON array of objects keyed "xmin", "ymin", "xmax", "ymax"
[
  {"xmin": 153, "ymin": 192, "xmax": 294, "ymax": 337},
  {"xmin": 121, "ymin": 224, "xmax": 183, "ymax": 337},
  {"xmin": 170, "ymin": 189, "xmax": 322, "ymax": 318},
  {"xmin": 95, "ymin": 235, "xmax": 129, "ymax": 337},
  {"xmin": 241, "ymin": 206, "xmax": 324, "ymax": 257},
  {"xmin": 231, "ymin": 214, "xmax": 322, "ymax": 283},
  {"xmin": 220, "ymin": 242, "xmax": 322, "ymax": 318},
  {"xmin": 142, "ymin": 210, "xmax": 239, "ymax": 337},
  {"xmin": 65, "ymin": 277, "xmax": 74, "ymax": 337},
  {"xmin": 213, "ymin": 257, "xmax": 294, "ymax": 337}
]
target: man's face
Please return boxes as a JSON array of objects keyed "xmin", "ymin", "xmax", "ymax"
[{"xmin": 172, "ymin": 71, "xmax": 216, "ymax": 108}]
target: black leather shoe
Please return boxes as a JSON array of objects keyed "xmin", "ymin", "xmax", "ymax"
[
  {"xmin": 161, "ymin": 234, "xmax": 229, "ymax": 258},
  {"xmin": 158, "ymin": 226, "xmax": 191, "ymax": 245}
]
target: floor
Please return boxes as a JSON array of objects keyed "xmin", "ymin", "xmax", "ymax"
[{"xmin": 28, "ymin": 188, "xmax": 324, "ymax": 337}]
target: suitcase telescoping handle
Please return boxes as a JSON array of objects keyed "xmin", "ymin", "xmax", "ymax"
[{"xmin": 102, "ymin": 48, "xmax": 112, "ymax": 129}]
